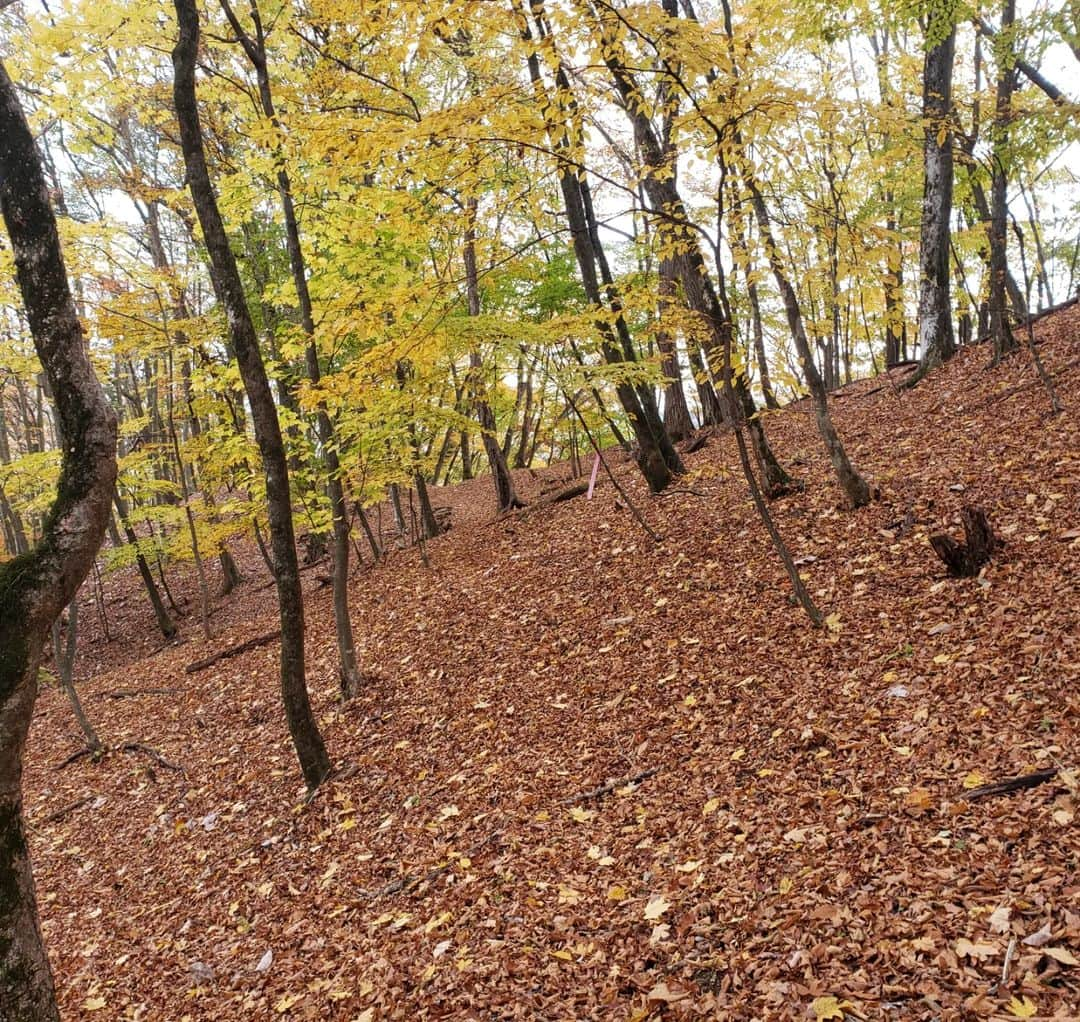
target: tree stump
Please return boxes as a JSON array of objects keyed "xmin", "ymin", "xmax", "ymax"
[{"xmin": 929, "ymin": 506, "xmax": 999, "ymax": 577}]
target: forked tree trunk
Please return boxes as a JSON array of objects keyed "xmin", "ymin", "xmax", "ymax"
[
  {"xmin": 0, "ymin": 56, "xmax": 118, "ymax": 1020},
  {"xmin": 172, "ymin": 0, "xmax": 330, "ymax": 789}
]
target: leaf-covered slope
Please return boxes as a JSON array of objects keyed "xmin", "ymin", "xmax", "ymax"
[{"xmin": 26, "ymin": 309, "xmax": 1080, "ymax": 1020}]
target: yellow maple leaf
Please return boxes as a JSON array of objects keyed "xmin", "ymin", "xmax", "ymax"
[
  {"xmin": 568, "ymin": 806, "xmax": 595, "ymax": 823},
  {"xmin": 811, "ymin": 994, "xmax": 851, "ymax": 1020},
  {"xmin": 84, "ymin": 996, "xmax": 107, "ymax": 1012},
  {"xmin": 1006, "ymin": 995, "xmax": 1037, "ymax": 1018},
  {"xmin": 702, "ymin": 797, "xmax": 720, "ymax": 817}
]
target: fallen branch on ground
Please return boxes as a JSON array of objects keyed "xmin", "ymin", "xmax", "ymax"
[
  {"xmin": 961, "ymin": 767, "xmax": 1059, "ymax": 801},
  {"xmin": 94, "ymin": 687, "xmax": 181, "ymax": 700},
  {"xmin": 563, "ymin": 766, "xmax": 660, "ymax": 804},
  {"xmin": 35, "ymin": 795, "xmax": 97, "ymax": 826},
  {"xmin": 184, "ymin": 630, "xmax": 281, "ymax": 673},
  {"xmin": 519, "ymin": 481, "xmax": 588, "ymax": 515},
  {"xmin": 120, "ymin": 742, "xmax": 184, "ymax": 773}
]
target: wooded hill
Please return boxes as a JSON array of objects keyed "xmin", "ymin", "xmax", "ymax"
[{"xmin": 26, "ymin": 305, "xmax": 1079, "ymax": 1020}]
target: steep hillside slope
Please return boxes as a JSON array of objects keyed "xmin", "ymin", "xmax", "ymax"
[{"xmin": 26, "ymin": 309, "xmax": 1079, "ymax": 1020}]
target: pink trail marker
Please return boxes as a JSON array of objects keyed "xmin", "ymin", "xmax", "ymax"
[{"xmin": 587, "ymin": 453, "xmax": 600, "ymax": 500}]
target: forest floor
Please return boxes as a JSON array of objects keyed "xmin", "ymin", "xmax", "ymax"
[{"xmin": 27, "ymin": 308, "xmax": 1080, "ymax": 1021}]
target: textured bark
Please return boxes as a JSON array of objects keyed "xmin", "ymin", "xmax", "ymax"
[
  {"xmin": 172, "ymin": 0, "xmax": 330, "ymax": 789},
  {"xmin": 0, "ymin": 55, "xmax": 118, "ymax": 1021},
  {"xmin": 657, "ymin": 258, "xmax": 695, "ymax": 441},
  {"xmin": 914, "ymin": 12, "xmax": 958, "ymax": 377},
  {"xmin": 987, "ymin": 0, "xmax": 1018, "ymax": 364}
]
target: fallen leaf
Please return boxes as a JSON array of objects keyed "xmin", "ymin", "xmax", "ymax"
[
  {"xmin": 1006, "ymin": 994, "xmax": 1038, "ymax": 1018},
  {"xmin": 955, "ymin": 937, "xmax": 997, "ymax": 959},
  {"xmin": 1023, "ymin": 922, "xmax": 1053, "ymax": 947},
  {"xmin": 1043, "ymin": 946, "xmax": 1079, "ymax": 966},
  {"xmin": 988, "ymin": 905, "xmax": 1011, "ymax": 934},
  {"xmin": 811, "ymin": 995, "xmax": 850, "ymax": 1020},
  {"xmin": 643, "ymin": 894, "xmax": 671, "ymax": 921}
]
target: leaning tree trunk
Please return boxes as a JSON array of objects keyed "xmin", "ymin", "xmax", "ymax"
[
  {"xmin": 0, "ymin": 56, "xmax": 119, "ymax": 1021},
  {"xmin": 172, "ymin": 0, "xmax": 330, "ymax": 790},
  {"xmin": 913, "ymin": 9, "xmax": 958, "ymax": 379}
]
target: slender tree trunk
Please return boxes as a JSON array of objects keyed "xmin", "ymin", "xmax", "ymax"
[
  {"xmin": 51, "ymin": 599, "xmax": 102, "ymax": 753},
  {"xmin": 220, "ymin": 0, "xmax": 364, "ymax": 697},
  {"xmin": 172, "ymin": 0, "xmax": 330, "ymax": 789},
  {"xmin": 913, "ymin": 9, "xmax": 958, "ymax": 378},
  {"xmin": 742, "ymin": 176, "xmax": 872, "ymax": 507},
  {"xmin": 0, "ymin": 55, "xmax": 118, "ymax": 1020},
  {"xmin": 988, "ymin": 0, "xmax": 1018, "ymax": 364},
  {"xmin": 114, "ymin": 491, "xmax": 177, "ymax": 639},
  {"xmin": 464, "ymin": 198, "xmax": 523, "ymax": 511}
]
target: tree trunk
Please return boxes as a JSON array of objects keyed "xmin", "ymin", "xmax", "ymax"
[
  {"xmin": 914, "ymin": 10, "xmax": 958, "ymax": 377},
  {"xmin": 463, "ymin": 198, "xmax": 523, "ymax": 511},
  {"xmin": 657, "ymin": 258, "xmax": 695, "ymax": 441},
  {"xmin": 0, "ymin": 55, "xmax": 118, "ymax": 1020},
  {"xmin": 172, "ymin": 0, "xmax": 330, "ymax": 789},
  {"xmin": 220, "ymin": 0, "xmax": 364, "ymax": 697},
  {"xmin": 113, "ymin": 491, "xmax": 177, "ymax": 639},
  {"xmin": 514, "ymin": 1, "xmax": 682, "ymax": 492},
  {"xmin": 987, "ymin": 0, "xmax": 1018, "ymax": 364}
]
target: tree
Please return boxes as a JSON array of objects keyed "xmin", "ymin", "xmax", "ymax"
[
  {"xmin": 0, "ymin": 56, "xmax": 118, "ymax": 1021},
  {"xmin": 172, "ymin": 0, "xmax": 330, "ymax": 790},
  {"xmin": 912, "ymin": 0, "xmax": 959, "ymax": 380}
]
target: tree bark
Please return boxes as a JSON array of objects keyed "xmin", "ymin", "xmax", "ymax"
[
  {"xmin": 172, "ymin": 0, "xmax": 330, "ymax": 789},
  {"xmin": 914, "ymin": 8, "xmax": 958, "ymax": 378},
  {"xmin": 987, "ymin": 0, "xmax": 1018, "ymax": 364},
  {"xmin": 0, "ymin": 55, "xmax": 118, "ymax": 1021}
]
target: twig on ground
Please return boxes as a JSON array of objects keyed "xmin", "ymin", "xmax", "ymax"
[
  {"xmin": 562, "ymin": 766, "xmax": 660, "ymax": 804},
  {"xmin": 35, "ymin": 795, "xmax": 97, "ymax": 826},
  {"xmin": 960, "ymin": 767, "xmax": 1059, "ymax": 801},
  {"xmin": 119, "ymin": 742, "xmax": 185, "ymax": 773}
]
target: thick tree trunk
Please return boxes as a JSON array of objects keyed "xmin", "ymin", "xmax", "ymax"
[
  {"xmin": 657, "ymin": 258, "xmax": 695, "ymax": 441},
  {"xmin": 0, "ymin": 55, "xmax": 118, "ymax": 1021},
  {"xmin": 172, "ymin": 0, "xmax": 330, "ymax": 789},
  {"xmin": 914, "ymin": 13, "xmax": 958, "ymax": 377}
]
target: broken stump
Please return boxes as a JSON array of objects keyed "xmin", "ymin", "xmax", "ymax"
[{"xmin": 929, "ymin": 506, "xmax": 999, "ymax": 577}]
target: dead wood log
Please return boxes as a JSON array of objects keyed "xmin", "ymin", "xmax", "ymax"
[
  {"xmin": 930, "ymin": 506, "xmax": 999, "ymax": 577},
  {"xmin": 521, "ymin": 480, "xmax": 588, "ymax": 515},
  {"xmin": 961, "ymin": 767, "xmax": 1059, "ymax": 801},
  {"xmin": 184, "ymin": 630, "xmax": 281, "ymax": 673},
  {"xmin": 680, "ymin": 431, "xmax": 711, "ymax": 454}
]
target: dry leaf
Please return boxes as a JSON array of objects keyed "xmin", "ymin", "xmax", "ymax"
[
  {"xmin": 643, "ymin": 894, "xmax": 671, "ymax": 921},
  {"xmin": 1006, "ymin": 995, "xmax": 1038, "ymax": 1018},
  {"xmin": 1043, "ymin": 946, "xmax": 1079, "ymax": 966}
]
